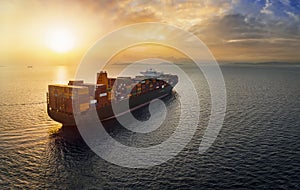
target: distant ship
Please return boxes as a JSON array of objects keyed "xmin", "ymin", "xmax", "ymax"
[{"xmin": 47, "ymin": 69, "xmax": 178, "ymax": 126}]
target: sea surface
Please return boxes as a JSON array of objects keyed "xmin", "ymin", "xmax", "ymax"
[{"xmin": 0, "ymin": 64, "xmax": 299, "ymax": 189}]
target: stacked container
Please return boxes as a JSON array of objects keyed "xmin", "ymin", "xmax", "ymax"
[{"xmin": 48, "ymin": 85, "xmax": 90, "ymax": 113}]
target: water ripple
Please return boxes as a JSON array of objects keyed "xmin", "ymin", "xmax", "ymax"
[{"xmin": 0, "ymin": 65, "xmax": 299, "ymax": 189}]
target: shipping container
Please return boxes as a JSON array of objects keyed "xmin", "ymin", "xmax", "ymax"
[
  {"xmin": 81, "ymin": 83, "xmax": 96, "ymax": 96},
  {"xmin": 79, "ymin": 103, "xmax": 89, "ymax": 112},
  {"xmin": 49, "ymin": 85, "xmax": 89, "ymax": 96},
  {"xmin": 96, "ymin": 84, "xmax": 106, "ymax": 92},
  {"xmin": 68, "ymin": 80, "xmax": 84, "ymax": 85},
  {"xmin": 48, "ymin": 84, "xmax": 89, "ymax": 113},
  {"xmin": 108, "ymin": 78, "xmax": 116, "ymax": 88},
  {"xmin": 107, "ymin": 91, "xmax": 112, "ymax": 100},
  {"xmin": 65, "ymin": 99, "xmax": 73, "ymax": 113}
]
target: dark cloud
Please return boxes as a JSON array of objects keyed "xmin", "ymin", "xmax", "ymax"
[
  {"xmin": 190, "ymin": 13, "xmax": 300, "ymax": 40},
  {"xmin": 188, "ymin": 11, "xmax": 300, "ymax": 62}
]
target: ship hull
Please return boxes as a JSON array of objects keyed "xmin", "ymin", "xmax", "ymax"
[{"xmin": 47, "ymin": 85, "xmax": 173, "ymax": 127}]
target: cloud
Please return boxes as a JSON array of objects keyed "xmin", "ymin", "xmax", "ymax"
[
  {"xmin": 226, "ymin": 38, "xmax": 300, "ymax": 46},
  {"xmin": 188, "ymin": 10, "xmax": 300, "ymax": 62},
  {"xmin": 1, "ymin": 0, "xmax": 300, "ymax": 63},
  {"xmin": 260, "ymin": 0, "xmax": 273, "ymax": 15},
  {"xmin": 279, "ymin": 0, "xmax": 290, "ymax": 6},
  {"xmin": 108, "ymin": 0, "xmax": 236, "ymax": 29},
  {"xmin": 286, "ymin": 11, "xmax": 299, "ymax": 21},
  {"xmin": 55, "ymin": 0, "xmax": 300, "ymax": 62}
]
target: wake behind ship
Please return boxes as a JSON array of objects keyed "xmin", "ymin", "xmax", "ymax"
[{"xmin": 47, "ymin": 69, "xmax": 178, "ymax": 126}]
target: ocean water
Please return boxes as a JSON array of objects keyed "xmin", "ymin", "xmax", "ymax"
[{"xmin": 0, "ymin": 64, "xmax": 299, "ymax": 189}]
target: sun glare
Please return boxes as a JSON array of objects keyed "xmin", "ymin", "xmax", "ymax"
[{"xmin": 46, "ymin": 28, "xmax": 75, "ymax": 53}]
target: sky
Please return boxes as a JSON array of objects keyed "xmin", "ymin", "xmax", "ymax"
[{"xmin": 1, "ymin": 0, "xmax": 300, "ymax": 66}]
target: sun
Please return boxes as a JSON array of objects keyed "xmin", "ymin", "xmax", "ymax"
[{"xmin": 46, "ymin": 27, "xmax": 75, "ymax": 53}]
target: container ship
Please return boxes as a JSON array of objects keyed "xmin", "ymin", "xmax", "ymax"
[{"xmin": 47, "ymin": 69, "xmax": 178, "ymax": 126}]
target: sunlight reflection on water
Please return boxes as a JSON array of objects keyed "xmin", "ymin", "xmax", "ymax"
[{"xmin": 54, "ymin": 66, "xmax": 69, "ymax": 84}]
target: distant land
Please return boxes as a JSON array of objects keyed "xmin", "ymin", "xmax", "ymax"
[
  {"xmin": 0, "ymin": 61, "xmax": 299, "ymax": 69},
  {"xmin": 220, "ymin": 61, "xmax": 300, "ymax": 66}
]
